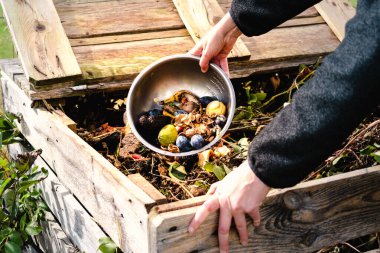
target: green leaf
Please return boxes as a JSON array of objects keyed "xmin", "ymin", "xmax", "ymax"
[
  {"xmin": 4, "ymin": 241, "xmax": 21, "ymax": 253},
  {"xmin": 332, "ymin": 154, "xmax": 347, "ymax": 166},
  {"xmin": 168, "ymin": 164, "xmax": 187, "ymax": 181},
  {"xmin": 0, "ymin": 209, "xmax": 9, "ymax": 223},
  {"xmin": 20, "ymin": 214, "xmax": 27, "ymax": 231},
  {"xmin": 360, "ymin": 145, "xmax": 376, "ymax": 155},
  {"xmin": 203, "ymin": 163, "xmax": 226, "ymax": 180},
  {"xmin": 3, "ymin": 189, "xmax": 15, "ymax": 211},
  {"xmin": 9, "ymin": 231, "xmax": 22, "ymax": 246},
  {"xmin": 0, "ymin": 228, "xmax": 12, "ymax": 244},
  {"xmin": 25, "ymin": 223, "xmax": 42, "ymax": 236},
  {"xmin": 0, "ymin": 178, "xmax": 12, "ymax": 197},
  {"xmin": 371, "ymin": 151, "xmax": 380, "ymax": 163},
  {"xmin": 374, "ymin": 143, "xmax": 380, "ymax": 148},
  {"xmin": 203, "ymin": 162, "xmax": 214, "ymax": 173},
  {"xmin": 221, "ymin": 164, "xmax": 232, "ymax": 175},
  {"xmin": 247, "ymin": 94, "xmax": 257, "ymax": 105},
  {"xmin": 233, "ymin": 106, "xmax": 254, "ymax": 121},
  {"xmin": 0, "ymin": 157, "xmax": 9, "ymax": 168},
  {"xmin": 212, "ymin": 165, "xmax": 226, "ymax": 180},
  {"xmin": 98, "ymin": 237, "xmax": 118, "ymax": 253},
  {"xmin": 254, "ymin": 92, "xmax": 267, "ymax": 101},
  {"xmin": 18, "ymin": 180, "xmax": 40, "ymax": 193}
]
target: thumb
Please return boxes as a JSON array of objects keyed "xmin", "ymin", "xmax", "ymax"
[{"xmin": 200, "ymin": 50, "xmax": 212, "ymax": 73}]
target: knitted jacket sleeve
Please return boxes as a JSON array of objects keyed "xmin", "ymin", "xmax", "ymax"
[
  {"xmin": 230, "ymin": 0, "xmax": 321, "ymax": 36},
  {"xmin": 246, "ymin": 0, "xmax": 380, "ymax": 188}
]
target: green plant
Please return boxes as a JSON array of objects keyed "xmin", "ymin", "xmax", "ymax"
[
  {"xmin": 0, "ymin": 113, "xmax": 48, "ymax": 253},
  {"xmin": 98, "ymin": 237, "xmax": 119, "ymax": 253}
]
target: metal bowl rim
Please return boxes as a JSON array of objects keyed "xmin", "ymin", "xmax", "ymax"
[{"xmin": 126, "ymin": 53, "xmax": 236, "ymax": 157}]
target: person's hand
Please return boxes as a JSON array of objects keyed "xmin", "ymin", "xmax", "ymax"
[
  {"xmin": 189, "ymin": 12, "xmax": 242, "ymax": 75},
  {"xmin": 188, "ymin": 160, "xmax": 270, "ymax": 253}
]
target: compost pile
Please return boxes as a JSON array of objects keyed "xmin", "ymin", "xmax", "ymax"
[
  {"xmin": 64, "ymin": 60, "xmax": 379, "ymax": 203},
  {"xmin": 62, "ymin": 61, "xmax": 379, "ymax": 252}
]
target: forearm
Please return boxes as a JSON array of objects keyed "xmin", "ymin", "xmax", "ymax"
[
  {"xmin": 230, "ymin": 0, "xmax": 321, "ymax": 36},
  {"xmin": 247, "ymin": 0, "xmax": 380, "ymax": 188}
]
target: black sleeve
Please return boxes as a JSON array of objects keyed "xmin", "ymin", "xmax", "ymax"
[
  {"xmin": 230, "ymin": 0, "xmax": 321, "ymax": 36},
  {"xmin": 247, "ymin": 0, "xmax": 380, "ymax": 188}
]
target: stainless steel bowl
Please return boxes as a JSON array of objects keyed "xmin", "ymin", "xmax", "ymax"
[{"xmin": 126, "ymin": 54, "xmax": 236, "ymax": 156}]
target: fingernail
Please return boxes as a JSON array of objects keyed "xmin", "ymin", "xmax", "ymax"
[
  {"xmin": 241, "ymin": 240, "xmax": 248, "ymax": 246},
  {"xmin": 188, "ymin": 227, "xmax": 194, "ymax": 234},
  {"xmin": 220, "ymin": 250, "xmax": 228, "ymax": 253}
]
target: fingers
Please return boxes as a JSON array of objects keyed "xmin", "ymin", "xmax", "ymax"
[
  {"xmin": 219, "ymin": 58, "xmax": 230, "ymax": 77},
  {"xmin": 218, "ymin": 198, "xmax": 232, "ymax": 253},
  {"xmin": 248, "ymin": 208, "xmax": 261, "ymax": 227},
  {"xmin": 233, "ymin": 212, "xmax": 248, "ymax": 245},
  {"xmin": 206, "ymin": 183, "xmax": 218, "ymax": 196},
  {"xmin": 188, "ymin": 195, "xmax": 220, "ymax": 234}
]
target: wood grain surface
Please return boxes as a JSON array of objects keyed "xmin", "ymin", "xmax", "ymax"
[
  {"xmin": 0, "ymin": 0, "xmax": 81, "ymax": 85},
  {"xmin": 150, "ymin": 166, "xmax": 380, "ymax": 252},
  {"xmin": 315, "ymin": 0, "xmax": 356, "ymax": 41},
  {"xmin": 56, "ymin": 0, "xmax": 185, "ymax": 39}
]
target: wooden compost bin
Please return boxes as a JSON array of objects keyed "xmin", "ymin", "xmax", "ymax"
[{"xmin": 1, "ymin": 0, "xmax": 380, "ymax": 252}]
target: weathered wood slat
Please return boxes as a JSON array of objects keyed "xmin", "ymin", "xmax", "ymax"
[
  {"xmin": 128, "ymin": 174, "xmax": 168, "ymax": 208},
  {"xmin": 1, "ymin": 73, "xmax": 156, "ymax": 253},
  {"xmin": 149, "ymin": 166, "xmax": 380, "ymax": 253},
  {"xmin": 56, "ymin": 0, "xmax": 185, "ymax": 39},
  {"xmin": 277, "ymin": 16, "xmax": 325, "ymax": 28},
  {"xmin": 36, "ymin": 212, "xmax": 80, "ymax": 253},
  {"xmin": 69, "ymin": 29, "xmax": 190, "ymax": 47},
  {"xmin": 172, "ymin": 0, "xmax": 251, "ymax": 59},
  {"xmin": 73, "ymin": 24, "xmax": 338, "ymax": 81},
  {"xmin": 315, "ymin": 0, "xmax": 356, "ymax": 41},
  {"xmin": 0, "ymin": 0, "xmax": 82, "ymax": 85}
]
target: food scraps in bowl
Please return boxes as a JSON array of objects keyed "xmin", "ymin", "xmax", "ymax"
[{"xmin": 137, "ymin": 90, "xmax": 227, "ymax": 153}]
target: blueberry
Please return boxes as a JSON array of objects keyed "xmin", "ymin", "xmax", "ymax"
[
  {"xmin": 190, "ymin": 134, "xmax": 205, "ymax": 150},
  {"xmin": 215, "ymin": 115, "xmax": 227, "ymax": 127},
  {"xmin": 176, "ymin": 136, "xmax": 192, "ymax": 152},
  {"xmin": 174, "ymin": 110, "xmax": 188, "ymax": 116},
  {"xmin": 148, "ymin": 109, "xmax": 163, "ymax": 116},
  {"xmin": 199, "ymin": 96, "xmax": 217, "ymax": 107}
]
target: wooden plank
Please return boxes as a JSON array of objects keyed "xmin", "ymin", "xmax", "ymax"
[
  {"xmin": 8, "ymin": 142, "xmax": 106, "ymax": 253},
  {"xmin": 172, "ymin": 0, "xmax": 251, "ymax": 59},
  {"xmin": 53, "ymin": 110, "xmax": 77, "ymax": 133},
  {"xmin": 56, "ymin": 1, "xmax": 185, "ymax": 39},
  {"xmin": 1, "ymin": 74, "xmax": 156, "ymax": 253},
  {"xmin": 240, "ymin": 24, "xmax": 338, "ymax": 62},
  {"xmin": 315, "ymin": 0, "xmax": 356, "ymax": 41},
  {"xmin": 128, "ymin": 174, "xmax": 168, "ymax": 208},
  {"xmin": 36, "ymin": 212, "xmax": 80, "ymax": 253},
  {"xmin": 0, "ymin": 0, "xmax": 82, "ymax": 85},
  {"xmin": 69, "ymin": 29, "xmax": 190, "ymax": 47},
  {"xmin": 149, "ymin": 166, "xmax": 380, "ymax": 253},
  {"xmin": 277, "ymin": 16, "xmax": 325, "ymax": 28},
  {"xmin": 73, "ymin": 24, "xmax": 338, "ymax": 81},
  {"xmin": 73, "ymin": 36, "xmax": 194, "ymax": 80}
]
